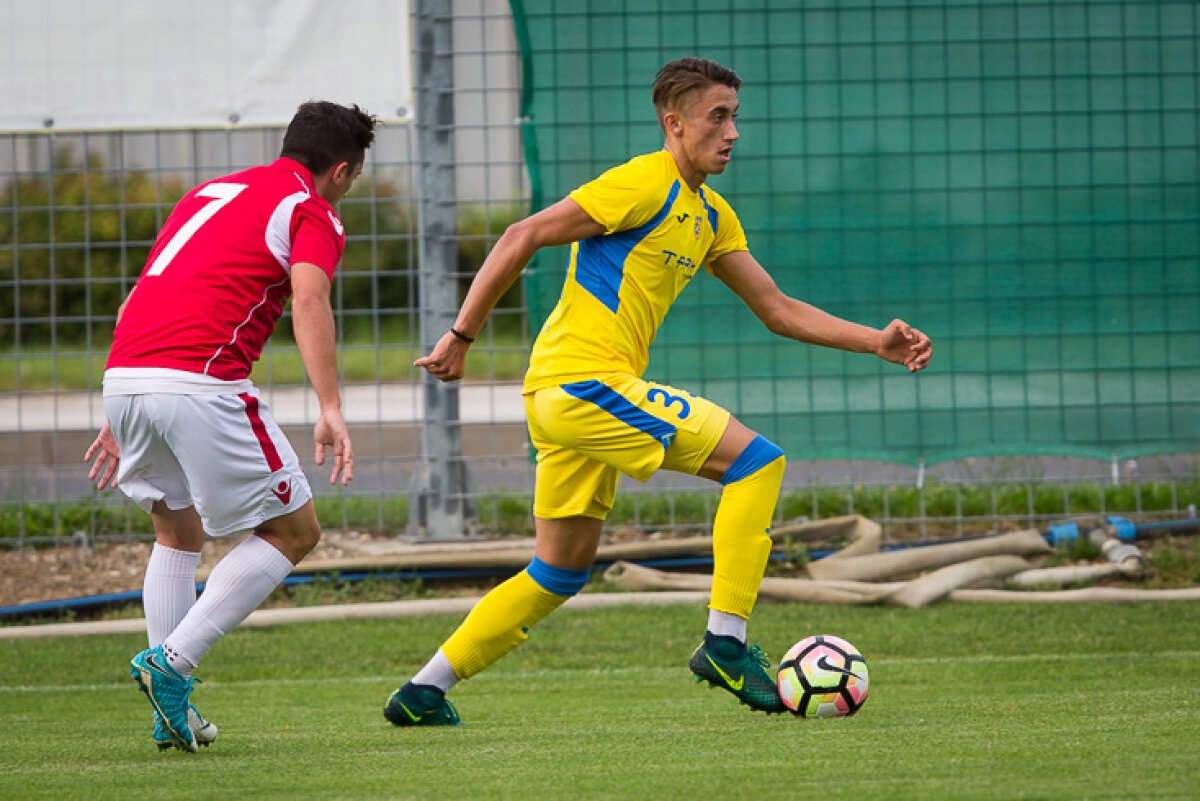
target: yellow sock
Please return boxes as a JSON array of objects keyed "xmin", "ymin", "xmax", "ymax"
[
  {"xmin": 441, "ymin": 569, "xmax": 569, "ymax": 679},
  {"xmin": 709, "ymin": 452, "xmax": 785, "ymax": 619}
]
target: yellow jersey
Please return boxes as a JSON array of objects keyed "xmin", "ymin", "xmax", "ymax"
[{"xmin": 523, "ymin": 150, "xmax": 748, "ymax": 394}]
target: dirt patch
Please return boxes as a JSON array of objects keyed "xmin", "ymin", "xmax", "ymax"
[
  {"xmin": 0, "ymin": 526, "xmax": 678, "ymax": 609},
  {"xmin": 0, "ymin": 531, "xmax": 426, "ymax": 609}
]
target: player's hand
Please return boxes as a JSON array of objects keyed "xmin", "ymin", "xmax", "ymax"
[
  {"xmin": 314, "ymin": 408, "xmax": 354, "ymax": 485},
  {"xmin": 413, "ymin": 330, "xmax": 470, "ymax": 382},
  {"xmin": 876, "ymin": 319, "xmax": 933, "ymax": 373},
  {"xmin": 84, "ymin": 422, "xmax": 121, "ymax": 490}
]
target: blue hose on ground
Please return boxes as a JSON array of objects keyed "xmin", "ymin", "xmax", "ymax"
[{"xmin": 1044, "ymin": 515, "xmax": 1200, "ymax": 545}]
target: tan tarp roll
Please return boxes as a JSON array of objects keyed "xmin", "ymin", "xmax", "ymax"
[
  {"xmin": 883, "ymin": 555, "xmax": 1032, "ymax": 608},
  {"xmin": 805, "ymin": 528, "xmax": 1052, "ymax": 582},
  {"xmin": 946, "ymin": 586, "xmax": 1200, "ymax": 602},
  {"xmin": 771, "ymin": 514, "xmax": 882, "ymax": 559},
  {"xmin": 602, "ymin": 555, "xmax": 1200, "ymax": 607},
  {"xmin": 1006, "ymin": 563, "xmax": 1127, "ymax": 589}
]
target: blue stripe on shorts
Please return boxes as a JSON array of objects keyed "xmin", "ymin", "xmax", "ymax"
[
  {"xmin": 719, "ymin": 435, "xmax": 784, "ymax": 485},
  {"xmin": 560, "ymin": 379, "xmax": 677, "ymax": 450}
]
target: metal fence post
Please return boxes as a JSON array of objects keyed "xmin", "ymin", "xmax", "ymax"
[{"xmin": 411, "ymin": 0, "xmax": 473, "ymax": 540}]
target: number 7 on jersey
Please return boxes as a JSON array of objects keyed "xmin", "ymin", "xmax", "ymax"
[{"xmin": 146, "ymin": 182, "xmax": 248, "ymax": 276}]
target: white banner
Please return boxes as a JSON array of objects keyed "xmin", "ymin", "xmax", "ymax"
[{"xmin": 0, "ymin": 0, "xmax": 412, "ymax": 132}]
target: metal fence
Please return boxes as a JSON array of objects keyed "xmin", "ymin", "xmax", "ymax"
[
  {"xmin": 517, "ymin": 0, "xmax": 1200, "ymax": 465},
  {"xmin": 1, "ymin": 1, "xmax": 1198, "ymax": 548},
  {"xmin": 0, "ymin": 0, "xmax": 539, "ymax": 545}
]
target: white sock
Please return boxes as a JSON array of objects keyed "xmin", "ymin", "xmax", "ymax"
[
  {"xmin": 411, "ymin": 649, "xmax": 459, "ymax": 693},
  {"xmin": 707, "ymin": 609, "xmax": 747, "ymax": 644},
  {"xmin": 143, "ymin": 544, "xmax": 201, "ymax": 647},
  {"xmin": 163, "ymin": 535, "xmax": 294, "ymax": 678}
]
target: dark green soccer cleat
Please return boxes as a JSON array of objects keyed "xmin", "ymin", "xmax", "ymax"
[
  {"xmin": 384, "ymin": 683, "xmax": 463, "ymax": 727},
  {"xmin": 688, "ymin": 635, "xmax": 787, "ymax": 714}
]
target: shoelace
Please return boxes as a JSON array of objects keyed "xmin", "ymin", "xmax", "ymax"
[
  {"xmin": 746, "ymin": 644, "xmax": 771, "ymax": 670},
  {"xmin": 165, "ymin": 676, "xmax": 198, "ymax": 703}
]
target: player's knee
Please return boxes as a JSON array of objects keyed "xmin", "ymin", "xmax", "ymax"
[
  {"xmin": 526, "ymin": 556, "xmax": 590, "ymax": 597},
  {"xmin": 258, "ymin": 505, "xmax": 322, "ymax": 562},
  {"xmin": 294, "ymin": 520, "xmax": 322, "ymax": 555},
  {"xmin": 718, "ymin": 435, "xmax": 785, "ymax": 486},
  {"xmin": 278, "ymin": 526, "xmax": 321, "ymax": 563}
]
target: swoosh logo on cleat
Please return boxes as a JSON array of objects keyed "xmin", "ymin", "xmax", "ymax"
[
  {"xmin": 397, "ymin": 701, "xmax": 422, "ymax": 722},
  {"xmin": 143, "ymin": 652, "xmax": 172, "ymax": 676},
  {"xmin": 815, "ymin": 654, "xmax": 864, "ymax": 680},
  {"xmin": 705, "ymin": 655, "xmax": 744, "ymax": 690}
]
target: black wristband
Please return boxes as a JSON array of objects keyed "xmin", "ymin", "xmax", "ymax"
[{"xmin": 449, "ymin": 326, "xmax": 475, "ymax": 343}]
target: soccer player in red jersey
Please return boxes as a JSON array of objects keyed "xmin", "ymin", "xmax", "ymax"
[{"xmin": 85, "ymin": 101, "xmax": 377, "ymax": 752}]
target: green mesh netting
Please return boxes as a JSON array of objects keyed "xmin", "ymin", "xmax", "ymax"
[{"xmin": 511, "ymin": 1, "xmax": 1200, "ymax": 465}]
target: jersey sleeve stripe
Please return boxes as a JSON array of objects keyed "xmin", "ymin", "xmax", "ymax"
[
  {"xmin": 573, "ymin": 180, "xmax": 682, "ymax": 313},
  {"xmin": 698, "ymin": 187, "xmax": 719, "ymax": 233},
  {"xmin": 265, "ymin": 190, "xmax": 312, "ymax": 269}
]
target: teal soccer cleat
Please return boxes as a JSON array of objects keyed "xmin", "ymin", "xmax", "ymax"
[
  {"xmin": 688, "ymin": 634, "xmax": 788, "ymax": 714},
  {"xmin": 130, "ymin": 646, "xmax": 199, "ymax": 752},
  {"xmin": 152, "ymin": 705, "xmax": 218, "ymax": 751},
  {"xmin": 383, "ymin": 683, "xmax": 463, "ymax": 727}
]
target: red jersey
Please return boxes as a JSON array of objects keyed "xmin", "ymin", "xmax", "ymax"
[{"xmin": 107, "ymin": 158, "xmax": 345, "ymax": 380}]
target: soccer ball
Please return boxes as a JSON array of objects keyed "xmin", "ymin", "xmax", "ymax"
[{"xmin": 776, "ymin": 634, "xmax": 869, "ymax": 718}]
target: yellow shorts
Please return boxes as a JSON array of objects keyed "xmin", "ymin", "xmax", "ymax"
[{"xmin": 524, "ymin": 374, "xmax": 731, "ymax": 520}]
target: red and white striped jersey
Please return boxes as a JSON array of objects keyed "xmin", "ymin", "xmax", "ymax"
[{"xmin": 106, "ymin": 157, "xmax": 345, "ymax": 380}]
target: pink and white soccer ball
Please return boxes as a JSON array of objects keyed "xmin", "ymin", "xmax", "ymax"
[{"xmin": 776, "ymin": 634, "xmax": 869, "ymax": 718}]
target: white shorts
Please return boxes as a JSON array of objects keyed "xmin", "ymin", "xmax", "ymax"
[{"xmin": 103, "ymin": 389, "xmax": 312, "ymax": 537}]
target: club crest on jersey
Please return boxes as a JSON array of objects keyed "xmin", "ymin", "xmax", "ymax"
[
  {"xmin": 694, "ymin": 216, "xmax": 701, "ymax": 239},
  {"xmin": 271, "ymin": 478, "xmax": 292, "ymax": 505},
  {"xmin": 327, "ymin": 210, "xmax": 345, "ymax": 236}
]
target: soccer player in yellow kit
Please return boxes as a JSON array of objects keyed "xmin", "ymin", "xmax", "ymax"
[{"xmin": 386, "ymin": 58, "xmax": 932, "ymax": 724}]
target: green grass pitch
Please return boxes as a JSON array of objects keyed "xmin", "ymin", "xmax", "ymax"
[{"xmin": 1, "ymin": 601, "xmax": 1197, "ymax": 799}]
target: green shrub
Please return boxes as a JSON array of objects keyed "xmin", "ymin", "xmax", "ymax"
[{"xmin": 312, "ymin": 495, "xmax": 409, "ymax": 534}]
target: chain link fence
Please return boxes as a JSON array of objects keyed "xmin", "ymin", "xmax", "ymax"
[{"xmin": 1, "ymin": 1, "xmax": 1197, "ymax": 549}]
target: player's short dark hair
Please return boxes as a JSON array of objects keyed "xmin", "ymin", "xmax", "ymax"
[
  {"xmin": 280, "ymin": 101, "xmax": 378, "ymax": 174},
  {"xmin": 651, "ymin": 58, "xmax": 742, "ymax": 130}
]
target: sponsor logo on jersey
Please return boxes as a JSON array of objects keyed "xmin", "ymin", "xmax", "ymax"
[{"xmin": 660, "ymin": 249, "xmax": 700, "ymax": 279}]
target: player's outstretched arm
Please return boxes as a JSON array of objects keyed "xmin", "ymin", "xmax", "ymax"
[
  {"xmin": 710, "ymin": 250, "xmax": 932, "ymax": 372},
  {"xmin": 292, "ymin": 262, "xmax": 354, "ymax": 485},
  {"xmin": 415, "ymin": 198, "xmax": 605, "ymax": 382}
]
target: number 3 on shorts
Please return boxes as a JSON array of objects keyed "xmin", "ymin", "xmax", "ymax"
[
  {"xmin": 647, "ymin": 387, "xmax": 691, "ymax": 420},
  {"xmin": 146, "ymin": 182, "xmax": 248, "ymax": 276}
]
